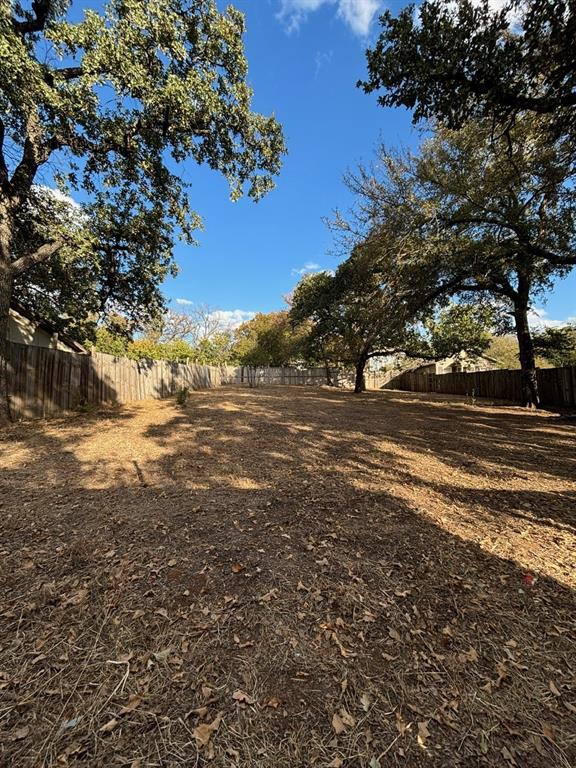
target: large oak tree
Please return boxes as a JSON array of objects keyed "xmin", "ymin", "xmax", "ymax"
[
  {"xmin": 290, "ymin": 248, "xmax": 493, "ymax": 394},
  {"xmin": 346, "ymin": 117, "xmax": 576, "ymax": 405},
  {"xmin": 0, "ymin": 0, "xmax": 285, "ymax": 417},
  {"xmin": 360, "ymin": 0, "xmax": 576, "ymax": 144}
]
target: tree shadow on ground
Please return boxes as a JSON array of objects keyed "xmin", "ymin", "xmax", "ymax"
[
  {"xmin": 140, "ymin": 387, "xmax": 576, "ymax": 536},
  {"xmin": 352, "ymin": 390, "xmax": 575, "ymax": 483},
  {"xmin": 0, "ymin": 386, "xmax": 574, "ymax": 767}
]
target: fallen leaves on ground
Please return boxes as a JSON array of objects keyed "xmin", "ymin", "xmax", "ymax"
[
  {"xmin": 0, "ymin": 388, "xmax": 574, "ymax": 767},
  {"xmin": 192, "ymin": 714, "xmax": 222, "ymax": 747}
]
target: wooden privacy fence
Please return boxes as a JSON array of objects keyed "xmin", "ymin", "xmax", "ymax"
[
  {"xmin": 6, "ymin": 342, "xmax": 227, "ymax": 419},
  {"xmin": 384, "ymin": 366, "xmax": 576, "ymax": 407},
  {"xmin": 5, "ymin": 348, "xmax": 402, "ymax": 419},
  {"xmin": 222, "ymin": 366, "xmax": 395, "ymax": 390},
  {"xmin": 223, "ymin": 366, "xmax": 347, "ymax": 387},
  {"xmin": 10, "ymin": 341, "xmax": 573, "ymax": 418}
]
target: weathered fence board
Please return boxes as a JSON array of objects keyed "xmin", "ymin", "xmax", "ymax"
[
  {"xmin": 5, "ymin": 350, "xmax": 399, "ymax": 419},
  {"xmin": 221, "ymin": 366, "xmax": 394, "ymax": 390},
  {"xmin": 384, "ymin": 366, "xmax": 576, "ymax": 407},
  {"xmin": 222, "ymin": 366, "xmax": 334, "ymax": 386}
]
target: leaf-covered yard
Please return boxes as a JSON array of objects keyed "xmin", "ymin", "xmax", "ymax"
[{"xmin": 0, "ymin": 387, "xmax": 574, "ymax": 767}]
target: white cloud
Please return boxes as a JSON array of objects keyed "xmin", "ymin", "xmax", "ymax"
[
  {"xmin": 278, "ymin": 0, "xmax": 329, "ymax": 33},
  {"xmin": 209, "ymin": 309, "xmax": 256, "ymax": 330},
  {"xmin": 31, "ymin": 185, "xmax": 85, "ymax": 228},
  {"xmin": 36, "ymin": 185, "xmax": 81, "ymax": 209},
  {"xmin": 174, "ymin": 301, "xmax": 255, "ymax": 330},
  {"xmin": 337, "ymin": 0, "xmax": 381, "ymax": 36},
  {"xmin": 528, "ymin": 307, "xmax": 576, "ymax": 329},
  {"xmin": 291, "ymin": 261, "xmax": 322, "ymax": 276},
  {"xmin": 482, "ymin": 0, "xmax": 525, "ymax": 25},
  {"xmin": 278, "ymin": 0, "xmax": 381, "ymax": 36}
]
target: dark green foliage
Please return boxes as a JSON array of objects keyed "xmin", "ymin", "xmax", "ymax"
[
  {"xmin": 290, "ymin": 250, "xmax": 494, "ymax": 393},
  {"xmin": 424, "ymin": 304, "xmax": 493, "ymax": 361},
  {"xmin": 361, "ymin": 0, "xmax": 576, "ymax": 143},
  {"xmin": 12, "ymin": 188, "xmax": 174, "ymax": 341},
  {"xmin": 533, "ymin": 325, "xmax": 576, "ymax": 367}
]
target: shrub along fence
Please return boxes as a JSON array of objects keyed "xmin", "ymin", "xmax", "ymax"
[{"xmin": 383, "ymin": 366, "xmax": 576, "ymax": 408}]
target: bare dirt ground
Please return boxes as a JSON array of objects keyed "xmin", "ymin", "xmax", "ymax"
[{"xmin": 0, "ymin": 386, "xmax": 575, "ymax": 768}]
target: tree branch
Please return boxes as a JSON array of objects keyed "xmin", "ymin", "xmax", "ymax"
[
  {"xmin": 367, "ymin": 347, "xmax": 437, "ymax": 360},
  {"xmin": 43, "ymin": 65, "xmax": 109, "ymax": 87},
  {"xmin": 438, "ymin": 213, "xmax": 523, "ymax": 237},
  {"xmin": 415, "ymin": 274, "xmax": 471, "ymax": 308},
  {"xmin": 9, "ymin": 138, "xmax": 40, "ymax": 198},
  {"xmin": 55, "ymin": 66, "xmax": 86, "ymax": 81},
  {"xmin": 524, "ymin": 242, "xmax": 576, "ymax": 266},
  {"xmin": 439, "ymin": 214, "xmax": 576, "ymax": 268},
  {"xmin": 438, "ymin": 70, "xmax": 576, "ymax": 115},
  {"xmin": 11, "ymin": 239, "xmax": 64, "ymax": 277},
  {"xmin": 9, "ymin": 110, "xmax": 54, "ymax": 199},
  {"xmin": 12, "ymin": 0, "xmax": 52, "ymax": 35}
]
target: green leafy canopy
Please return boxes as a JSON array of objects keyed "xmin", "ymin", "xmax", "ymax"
[
  {"xmin": 1, "ymin": 0, "xmax": 286, "ymax": 335},
  {"xmin": 360, "ymin": 0, "xmax": 576, "ymax": 144},
  {"xmin": 232, "ymin": 311, "xmax": 310, "ymax": 368}
]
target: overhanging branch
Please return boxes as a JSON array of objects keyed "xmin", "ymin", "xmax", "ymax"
[
  {"xmin": 436, "ymin": 70, "xmax": 576, "ymax": 115},
  {"xmin": 11, "ymin": 240, "xmax": 64, "ymax": 277},
  {"xmin": 525, "ymin": 242, "xmax": 576, "ymax": 266},
  {"xmin": 367, "ymin": 347, "xmax": 437, "ymax": 361},
  {"xmin": 0, "ymin": 119, "xmax": 8, "ymax": 191}
]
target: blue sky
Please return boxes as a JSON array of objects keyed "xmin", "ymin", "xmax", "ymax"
[
  {"xmin": 165, "ymin": 0, "xmax": 415, "ymax": 325},
  {"xmin": 162, "ymin": 0, "xmax": 575, "ymax": 329},
  {"xmin": 48, "ymin": 0, "xmax": 575, "ymax": 329}
]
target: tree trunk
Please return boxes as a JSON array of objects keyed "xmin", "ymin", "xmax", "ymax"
[
  {"xmin": 514, "ymin": 300, "xmax": 539, "ymax": 408},
  {"xmin": 323, "ymin": 358, "xmax": 333, "ymax": 386},
  {"xmin": 0, "ymin": 258, "xmax": 13, "ymax": 421},
  {"xmin": 354, "ymin": 354, "xmax": 367, "ymax": 394}
]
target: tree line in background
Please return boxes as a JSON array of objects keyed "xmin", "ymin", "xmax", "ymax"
[
  {"xmin": 91, "ymin": 307, "xmax": 311, "ymax": 367},
  {"xmin": 91, "ymin": 300, "xmax": 576, "ymax": 391}
]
